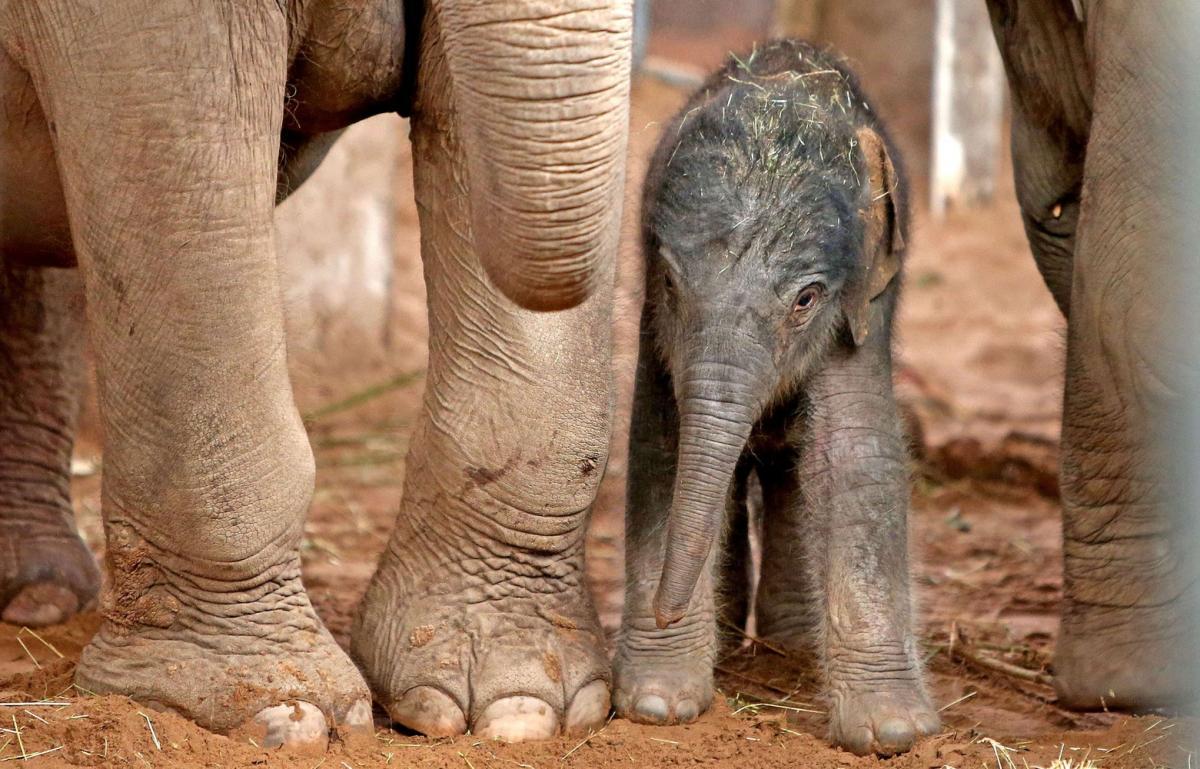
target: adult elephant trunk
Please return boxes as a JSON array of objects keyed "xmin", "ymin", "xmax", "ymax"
[
  {"xmin": 433, "ymin": 0, "xmax": 632, "ymax": 312},
  {"xmin": 654, "ymin": 359, "xmax": 764, "ymax": 628}
]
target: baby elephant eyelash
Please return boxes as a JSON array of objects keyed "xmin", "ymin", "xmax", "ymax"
[{"xmin": 791, "ymin": 283, "xmax": 825, "ymax": 322}]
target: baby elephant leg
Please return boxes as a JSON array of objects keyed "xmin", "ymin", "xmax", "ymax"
[
  {"xmin": 761, "ymin": 323, "xmax": 936, "ymax": 756},
  {"xmin": 613, "ymin": 335, "xmax": 721, "ymax": 726}
]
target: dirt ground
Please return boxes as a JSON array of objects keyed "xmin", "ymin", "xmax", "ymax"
[{"xmin": 1, "ymin": 75, "xmax": 1195, "ymax": 768}]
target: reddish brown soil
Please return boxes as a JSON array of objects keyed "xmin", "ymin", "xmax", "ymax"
[{"xmin": 1, "ymin": 78, "xmax": 1194, "ymax": 768}]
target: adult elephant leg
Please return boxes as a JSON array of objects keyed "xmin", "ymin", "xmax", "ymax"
[
  {"xmin": 0, "ymin": 263, "xmax": 98, "ymax": 626},
  {"xmin": 1051, "ymin": 1, "xmax": 1197, "ymax": 710},
  {"xmin": 986, "ymin": 0, "xmax": 1092, "ymax": 317},
  {"xmin": 773, "ymin": 303, "xmax": 936, "ymax": 756},
  {"xmin": 351, "ymin": 129, "xmax": 614, "ymax": 740},
  {"xmin": 351, "ymin": 2, "xmax": 628, "ymax": 741},
  {"xmin": 14, "ymin": 2, "xmax": 369, "ymax": 746},
  {"xmin": 610, "ymin": 328, "xmax": 724, "ymax": 726}
]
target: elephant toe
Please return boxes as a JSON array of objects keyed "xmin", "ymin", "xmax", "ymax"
[
  {"xmin": 339, "ymin": 698, "xmax": 375, "ymax": 736},
  {"xmin": 565, "ymin": 680, "xmax": 611, "ymax": 734},
  {"xmin": 245, "ymin": 697, "xmax": 371, "ymax": 751},
  {"xmin": 874, "ymin": 717, "xmax": 919, "ymax": 755},
  {"xmin": 625, "ymin": 694, "xmax": 700, "ymax": 725},
  {"xmin": 475, "ymin": 696, "xmax": 560, "ymax": 741},
  {"xmin": 249, "ymin": 701, "xmax": 331, "ymax": 751},
  {"xmin": 235, "ymin": 695, "xmax": 369, "ymax": 748},
  {"xmin": 673, "ymin": 698, "xmax": 700, "ymax": 723},
  {"xmin": 631, "ymin": 694, "xmax": 670, "ymax": 724},
  {"xmin": 388, "ymin": 686, "xmax": 467, "ymax": 737},
  {"xmin": 834, "ymin": 723, "xmax": 875, "ymax": 756},
  {"xmin": 612, "ymin": 655, "xmax": 712, "ymax": 726}
]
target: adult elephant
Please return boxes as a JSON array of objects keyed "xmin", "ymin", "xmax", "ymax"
[
  {"xmin": 0, "ymin": 0, "xmax": 630, "ymax": 748},
  {"xmin": 986, "ymin": 0, "xmax": 1196, "ymax": 709}
]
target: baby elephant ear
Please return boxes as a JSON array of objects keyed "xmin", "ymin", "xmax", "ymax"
[{"xmin": 844, "ymin": 125, "xmax": 905, "ymax": 346}]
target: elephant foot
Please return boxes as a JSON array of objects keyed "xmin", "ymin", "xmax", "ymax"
[
  {"xmin": 75, "ymin": 557, "xmax": 371, "ymax": 751},
  {"xmin": 611, "ymin": 653, "xmax": 713, "ymax": 725},
  {"xmin": 351, "ymin": 550, "xmax": 611, "ymax": 741},
  {"xmin": 828, "ymin": 686, "xmax": 939, "ymax": 756},
  {"xmin": 1054, "ymin": 601, "xmax": 1196, "ymax": 710},
  {"xmin": 0, "ymin": 527, "xmax": 99, "ymax": 627}
]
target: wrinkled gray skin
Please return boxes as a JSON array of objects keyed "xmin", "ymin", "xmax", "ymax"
[
  {"xmin": 987, "ymin": 0, "xmax": 1198, "ymax": 710},
  {"xmin": 0, "ymin": 0, "xmax": 629, "ymax": 748},
  {"xmin": 612, "ymin": 40, "xmax": 937, "ymax": 756}
]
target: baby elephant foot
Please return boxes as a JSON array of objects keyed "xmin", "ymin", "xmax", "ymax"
[
  {"xmin": 353, "ymin": 563, "xmax": 611, "ymax": 741},
  {"xmin": 612, "ymin": 654, "xmax": 713, "ymax": 725},
  {"xmin": 828, "ymin": 688, "xmax": 939, "ymax": 756}
]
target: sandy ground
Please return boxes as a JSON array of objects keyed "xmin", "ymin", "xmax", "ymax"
[{"xmin": 1, "ymin": 76, "xmax": 1195, "ymax": 768}]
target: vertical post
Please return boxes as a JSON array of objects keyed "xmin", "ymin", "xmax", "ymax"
[
  {"xmin": 772, "ymin": 0, "xmax": 826, "ymax": 39},
  {"xmin": 632, "ymin": 0, "xmax": 651, "ymax": 73},
  {"xmin": 929, "ymin": 0, "xmax": 1005, "ymax": 216}
]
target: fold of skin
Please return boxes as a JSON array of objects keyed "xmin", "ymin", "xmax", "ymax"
[{"xmin": 433, "ymin": 0, "xmax": 632, "ymax": 312}]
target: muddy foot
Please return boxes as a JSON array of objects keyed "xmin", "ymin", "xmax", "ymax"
[
  {"xmin": 612, "ymin": 654, "xmax": 713, "ymax": 725},
  {"xmin": 352, "ymin": 555, "xmax": 610, "ymax": 741},
  {"xmin": 1, "ymin": 531, "xmax": 99, "ymax": 627},
  {"xmin": 76, "ymin": 557, "xmax": 370, "ymax": 750},
  {"xmin": 828, "ymin": 688, "xmax": 939, "ymax": 756}
]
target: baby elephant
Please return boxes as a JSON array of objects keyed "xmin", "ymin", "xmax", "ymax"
[{"xmin": 613, "ymin": 40, "xmax": 938, "ymax": 756}]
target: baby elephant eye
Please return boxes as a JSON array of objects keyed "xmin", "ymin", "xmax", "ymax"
[{"xmin": 792, "ymin": 284, "xmax": 824, "ymax": 321}]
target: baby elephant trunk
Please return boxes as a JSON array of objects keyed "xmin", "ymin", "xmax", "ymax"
[{"xmin": 654, "ymin": 359, "xmax": 764, "ymax": 628}]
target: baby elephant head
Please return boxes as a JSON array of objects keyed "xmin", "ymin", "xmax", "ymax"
[{"xmin": 646, "ymin": 111, "xmax": 906, "ymax": 627}]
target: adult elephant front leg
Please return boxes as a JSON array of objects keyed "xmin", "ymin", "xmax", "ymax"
[
  {"xmin": 1050, "ymin": 1, "xmax": 1198, "ymax": 710},
  {"xmin": 351, "ymin": 0, "xmax": 631, "ymax": 742},
  {"xmin": 12, "ymin": 1, "xmax": 370, "ymax": 747}
]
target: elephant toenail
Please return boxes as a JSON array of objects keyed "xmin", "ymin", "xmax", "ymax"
[
  {"xmin": 633, "ymin": 695, "xmax": 669, "ymax": 723},
  {"xmin": 875, "ymin": 718, "xmax": 915, "ymax": 753},
  {"xmin": 475, "ymin": 696, "xmax": 559, "ymax": 742},
  {"xmin": 674, "ymin": 699, "xmax": 699, "ymax": 722},
  {"xmin": 565, "ymin": 680, "xmax": 610, "ymax": 735},
  {"xmin": 837, "ymin": 727, "xmax": 873, "ymax": 756},
  {"xmin": 251, "ymin": 701, "xmax": 328, "ymax": 750},
  {"xmin": 389, "ymin": 686, "xmax": 466, "ymax": 737},
  {"xmin": 339, "ymin": 699, "xmax": 374, "ymax": 733}
]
